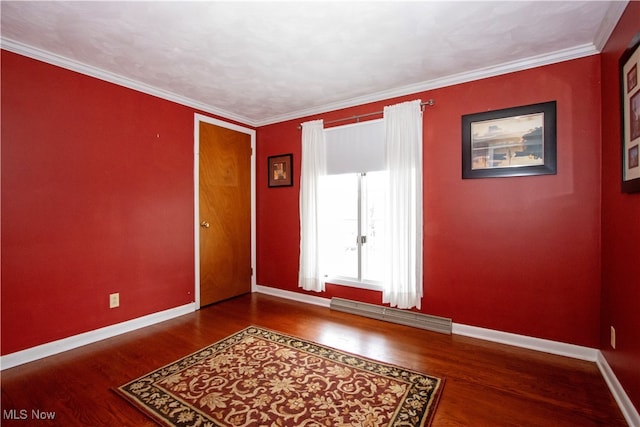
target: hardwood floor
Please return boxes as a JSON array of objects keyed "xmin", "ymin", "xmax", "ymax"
[{"xmin": 1, "ymin": 293, "xmax": 626, "ymax": 426}]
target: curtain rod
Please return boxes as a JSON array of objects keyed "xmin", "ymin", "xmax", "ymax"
[{"xmin": 297, "ymin": 99, "xmax": 434, "ymax": 130}]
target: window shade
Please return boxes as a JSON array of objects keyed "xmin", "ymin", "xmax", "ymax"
[{"xmin": 324, "ymin": 119, "xmax": 385, "ymax": 175}]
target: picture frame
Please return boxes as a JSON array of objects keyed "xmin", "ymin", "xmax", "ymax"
[
  {"xmin": 620, "ymin": 35, "xmax": 640, "ymax": 193},
  {"xmin": 462, "ymin": 101, "xmax": 557, "ymax": 179},
  {"xmin": 268, "ymin": 154, "xmax": 293, "ymax": 187}
]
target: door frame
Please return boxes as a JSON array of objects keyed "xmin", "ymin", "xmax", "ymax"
[{"xmin": 193, "ymin": 113, "xmax": 256, "ymax": 309}]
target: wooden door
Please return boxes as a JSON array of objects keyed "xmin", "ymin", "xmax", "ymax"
[{"xmin": 199, "ymin": 121, "xmax": 251, "ymax": 306}]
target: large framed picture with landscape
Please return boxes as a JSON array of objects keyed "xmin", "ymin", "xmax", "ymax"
[
  {"xmin": 620, "ymin": 34, "xmax": 640, "ymax": 193},
  {"xmin": 462, "ymin": 101, "xmax": 557, "ymax": 179}
]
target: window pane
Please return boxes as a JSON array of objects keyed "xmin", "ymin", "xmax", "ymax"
[
  {"xmin": 320, "ymin": 174, "xmax": 358, "ymax": 279},
  {"xmin": 363, "ymin": 171, "xmax": 386, "ymax": 282}
]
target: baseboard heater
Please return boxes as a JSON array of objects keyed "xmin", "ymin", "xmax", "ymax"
[{"xmin": 330, "ymin": 297, "xmax": 452, "ymax": 335}]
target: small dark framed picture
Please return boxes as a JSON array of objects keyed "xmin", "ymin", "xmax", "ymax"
[
  {"xmin": 462, "ymin": 101, "xmax": 557, "ymax": 179},
  {"xmin": 620, "ymin": 34, "xmax": 640, "ymax": 193},
  {"xmin": 268, "ymin": 154, "xmax": 293, "ymax": 187}
]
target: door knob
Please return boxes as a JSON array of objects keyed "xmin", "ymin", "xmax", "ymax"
[{"xmin": 200, "ymin": 221, "xmax": 210, "ymax": 228}]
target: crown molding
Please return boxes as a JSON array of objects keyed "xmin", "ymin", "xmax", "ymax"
[
  {"xmin": 3, "ymin": 37, "xmax": 598, "ymax": 128},
  {"xmin": 257, "ymin": 43, "xmax": 599, "ymax": 126},
  {"xmin": 0, "ymin": 38, "xmax": 259, "ymax": 127},
  {"xmin": 593, "ymin": 0, "xmax": 629, "ymax": 51}
]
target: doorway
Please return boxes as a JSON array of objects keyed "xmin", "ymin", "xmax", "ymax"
[{"xmin": 194, "ymin": 114, "xmax": 256, "ymax": 308}]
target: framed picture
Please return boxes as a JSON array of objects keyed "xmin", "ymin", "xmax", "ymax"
[
  {"xmin": 268, "ymin": 154, "xmax": 293, "ymax": 187},
  {"xmin": 620, "ymin": 35, "xmax": 640, "ymax": 193},
  {"xmin": 462, "ymin": 101, "xmax": 557, "ymax": 179}
]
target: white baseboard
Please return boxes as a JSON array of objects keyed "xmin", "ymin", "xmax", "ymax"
[
  {"xmin": 452, "ymin": 324, "xmax": 638, "ymax": 426},
  {"xmin": 254, "ymin": 286, "xmax": 598, "ymax": 362},
  {"xmin": 0, "ymin": 303, "xmax": 196, "ymax": 371},
  {"xmin": 452, "ymin": 323, "xmax": 599, "ymax": 362},
  {"xmin": 256, "ymin": 285, "xmax": 637, "ymax": 425},
  {"xmin": 597, "ymin": 352, "xmax": 640, "ymax": 427},
  {"xmin": 254, "ymin": 284, "xmax": 331, "ymax": 307},
  {"xmin": 4, "ymin": 288, "xmax": 637, "ymax": 426}
]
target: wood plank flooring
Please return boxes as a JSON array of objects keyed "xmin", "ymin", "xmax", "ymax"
[{"xmin": 1, "ymin": 293, "xmax": 627, "ymax": 426}]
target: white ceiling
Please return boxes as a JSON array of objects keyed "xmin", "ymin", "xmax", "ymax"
[{"xmin": 0, "ymin": 1, "xmax": 629, "ymax": 126}]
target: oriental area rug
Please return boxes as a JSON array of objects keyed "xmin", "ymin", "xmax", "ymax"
[{"xmin": 115, "ymin": 326, "xmax": 444, "ymax": 427}]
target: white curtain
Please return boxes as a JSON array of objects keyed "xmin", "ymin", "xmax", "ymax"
[
  {"xmin": 383, "ymin": 100, "xmax": 423, "ymax": 309},
  {"xmin": 298, "ymin": 119, "xmax": 326, "ymax": 292}
]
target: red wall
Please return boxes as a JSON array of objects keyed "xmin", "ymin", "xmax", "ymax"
[
  {"xmin": 1, "ymin": 51, "xmax": 201, "ymax": 355},
  {"xmin": 600, "ymin": 1, "xmax": 640, "ymax": 410},
  {"xmin": 3, "ymin": 10, "xmax": 636, "ymax": 413},
  {"xmin": 257, "ymin": 55, "xmax": 603, "ymax": 348}
]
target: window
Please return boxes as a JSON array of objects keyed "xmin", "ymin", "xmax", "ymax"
[
  {"xmin": 320, "ymin": 171, "xmax": 386, "ymax": 287},
  {"xmin": 299, "ymin": 99, "xmax": 423, "ymax": 308},
  {"xmin": 319, "ymin": 119, "xmax": 386, "ymax": 289}
]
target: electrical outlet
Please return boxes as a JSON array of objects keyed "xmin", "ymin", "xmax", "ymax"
[
  {"xmin": 610, "ymin": 326, "xmax": 616, "ymax": 349},
  {"xmin": 109, "ymin": 293, "xmax": 120, "ymax": 309}
]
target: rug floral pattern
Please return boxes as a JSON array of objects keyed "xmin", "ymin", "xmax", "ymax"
[{"xmin": 116, "ymin": 326, "xmax": 443, "ymax": 426}]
